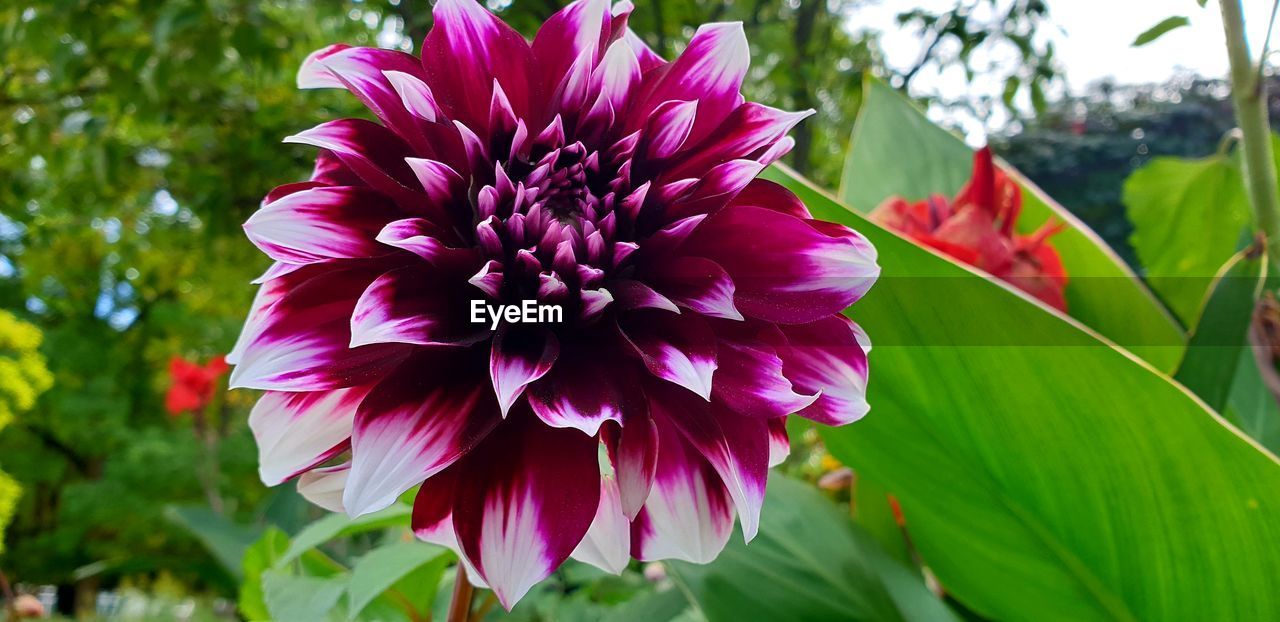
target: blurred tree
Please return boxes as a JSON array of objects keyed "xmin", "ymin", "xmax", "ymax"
[{"xmin": 0, "ymin": 311, "xmax": 53, "ymax": 555}]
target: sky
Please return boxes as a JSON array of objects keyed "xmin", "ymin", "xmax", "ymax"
[{"xmin": 846, "ymin": 0, "xmax": 1280, "ymax": 143}]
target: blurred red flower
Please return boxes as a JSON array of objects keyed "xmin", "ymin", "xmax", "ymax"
[
  {"xmin": 165, "ymin": 355, "xmax": 229, "ymax": 416},
  {"xmin": 871, "ymin": 147, "xmax": 1069, "ymax": 311}
]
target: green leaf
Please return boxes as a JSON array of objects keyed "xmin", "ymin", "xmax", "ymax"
[
  {"xmin": 262, "ymin": 570, "xmax": 348, "ymax": 622},
  {"xmin": 1227, "ymin": 346, "xmax": 1280, "ymax": 452},
  {"xmin": 240, "ymin": 527, "xmax": 290, "ymax": 621},
  {"xmin": 1133, "ymin": 16, "xmax": 1191, "ymax": 46},
  {"xmin": 1174, "ymin": 245, "xmax": 1267, "ymax": 412},
  {"xmin": 276, "ymin": 504, "xmax": 412, "ymax": 568},
  {"xmin": 347, "ymin": 540, "xmax": 450, "ymax": 619},
  {"xmin": 671, "ymin": 476, "xmax": 957, "ymax": 622},
  {"xmin": 840, "ymin": 77, "xmax": 1184, "ymax": 370},
  {"xmin": 601, "ymin": 587, "xmax": 693, "ymax": 622},
  {"xmin": 772, "ymin": 165, "xmax": 1280, "ymax": 621},
  {"xmin": 1124, "ymin": 154, "xmax": 1251, "ymax": 324},
  {"xmin": 163, "ymin": 505, "xmax": 259, "ymax": 580}
]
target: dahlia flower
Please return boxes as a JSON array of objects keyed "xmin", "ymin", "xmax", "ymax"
[
  {"xmin": 872, "ymin": 147, "xmax": 1068, "ymax": 311},
  {"xmin": 165, "ymin": 355, "xmax": 229, "ymax": 416},
  {"xmin": 229, "ymin": 0, "xmax": 878, "ymax": 607}
]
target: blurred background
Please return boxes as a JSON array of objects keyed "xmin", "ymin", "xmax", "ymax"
[{"xmin": 1, "ymin": 0, "xmax": 1276, "ymax": 619}]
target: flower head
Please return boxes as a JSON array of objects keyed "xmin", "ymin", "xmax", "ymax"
[
  {"xmin": 166, "ymin": 355, "xmax": 229, "ymax": 416},
  {"xmin": 872, "ymin": 147, "xmax": 1068, "ymax": 311},
  {"xmin": 230, "ymin": 0, "xmax": 877, "ymax": 608}
]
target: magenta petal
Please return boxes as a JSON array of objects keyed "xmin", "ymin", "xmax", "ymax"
[
  {"xmin": 630, "ymin": 416, "xmax": 735, "ymax": 563},
  {"xmin": 732, "ymin": 178, "xmax": 813, "ymax": 219},
  {"xmin": 490, "ymin": 326, "xmax": 560, "ymax": 416},
  {"xmin": 346, "ymin": 352, "xmax": 501, "ymax": 516},
  {"xmin": 648, "ymin": 256, "xmax": 743, "ymax": 320},
  {"xmin": 711, "ymin": 321, "xmax": 817, "ymax": 419},
  {"xmin": 526, "ymin": 345, "xmax": 628, "ymax": 435},
  {"xmin": 672, "ymin": 103, "xmax": 814, "ymax": 179},
  {"xmin": 229, "ymin": 263, "xmax": 413, "ymax": 391},
  {"xmin": 610, "ymin": 279, "xmax": 680, "ymax": 313},
  {"xmin": 296, "ymin": 43, "xmax": 352, "ymax": 88},
  {"xmin": 383, "ymin": 70, "xmax": 444, "ymax": 123},
  {"xmin": 776, "ymin": 315, "xmax": 872, "ymax": 426},
  {"xmin": 350, "ymin": 266, "xmax": 485, "ymax": 347},
  {"xmin": 688, "ymin": 204, "xmax": 879, "ymax": 324},
  {"xmin": 284, "ymin": 119, "xmax": 424, "ymax": 209},
  {"xmin": 618, "ymin": 311, "xmax": 716, "ymax": 400},
  {"xmin": 302, "ymin": 46, "xmax": 434, "ymax": 150},
  {"xmin": 453, "ymin": 412, "xmax": 601, "ymax": 609},
  {"xmin": 249, "ymin": 385, "xmax": 371, "ymax": 486},
  {"xmin": 376, "ymin": 218, "xmax": 475, "ymax": 267},
  {"xmin": 633, "ymin": 23, "xmax": 748, "ymax": 142},
  {"xmin": 411, "ymin": 469, "xmax": 492, "ymax": 589},
  {"xmin": 767, "ymin": 417, "xmax": 789, "ymax": 467},
  {"xmin": 422, "ymin": 0, "xmax": 534, "ymax": 130},
  {"xmin": 244, "ymin": 186, "xmax": 398, "ymax": 264},
  {"xmin": 570, "ymin": 475, "xmax": 630, "ymax": 574},
  {"xmin": 643, "ymin": 100, "xmax": 698, "ymax": 160},
  {"xmin": 604, "ymin": 415, "xmax": 658, "ymax": 521},
  {"xmin": 650, "ymin": 382, "xmax": 769, "ymax": 540},
  {"xmin": 532, "ymin": 0, "xmax": 611, "ymax": 99}
]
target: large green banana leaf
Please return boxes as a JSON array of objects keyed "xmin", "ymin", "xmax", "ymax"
[{"xmin": 765, "ymin": 165, "xmax": 1280, "ymax": 621}]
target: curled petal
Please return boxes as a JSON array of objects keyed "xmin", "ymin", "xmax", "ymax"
[
  {"xmin": 298, "ymin": 463, "xmax": 351, "ymax": 513},
  {"xmin": 776, "ymin": 315, "xmax": 872, "ymax": 426},
  {"xmin": 648, "ymin": 256, "xmax": 743, "ymax": 320},
  {"xmin": 650, "ymin": 382, "xmax": 770, "ymax": 541},
  {"xmin": 526, "ymin": 344, "xmax": 631, "ymax": 435},
  {"xmin": 688, "ymin": 204, "xmax": 879, "ymax": 324},
  {"xmin": 490, "ymin": 326, "xmax": 560, "ymax": 416},
  {"xmin": 570, "ymin": 475, "xmax": 631, "ymax": 574},
  {"xmin": 711, "ymin": 322, "xmax": 817, "ymax": 419},
  {"xmin": 250, "ymin": 386, "xmax": 371, "ymax": 486},
  {"xmin": 350, "ymin": 266, "xmax": 486, "ymax": 347},
  {"xmin": 346, "ymin": 351, "xmax": 502, "ymax": 516},
  {"xmin": 618, "ymin": 311, "xmax": 716, "ymax": 400},
  {"xmin": 244, "ymin": 186, "xmax": 399, "ymax": 264},
  {"xmin": 767, "ymin": 417, "xmax": 789, "ymax": 467},
  {"xmin": 604, "ymin": 415, "xmax": 658, "ymax": 521},
  {"xmin": 454, "ymin": 412, "xmax": 601, "ymax": 609},
  {"xmin": 631, "ymin": 417, "xmax": 735, "ymax": 563},
  {"xmin": 284, "ymin": 119, "xmax": 423, "ymax": 209},
  {"xmin": 229, "ymin": 263, "xmax": 413, "ymax": 391},
  {"xmin": 301, "ymin": 46, "xmax": 434, "ymax": 149}
]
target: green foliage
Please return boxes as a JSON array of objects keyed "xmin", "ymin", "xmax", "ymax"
[
  {"xmin": 842, "ymin": 78, "xmax": 1185, "ymax": 371},
  {"xmin": 0, "ymin": 310, "xmax": 53, "ymax": 554},
  {"xmin": 671, "ymin": 476, "xmax": 957, "ymax": 622},
  {"xmin": 1132, "ymin": 16, "xmax": 1190, "ymax": 47},
  {"xmin": 777, "ymin": 160, "xmax": 1280, "ymax": 620},
  {"xmin": 1124, "ymin": 151, "xmax": 1252, "ymax": 324},
  {"xmin": 1173, "ymin": 247, "xmax": 1266, "ymax": 413}
]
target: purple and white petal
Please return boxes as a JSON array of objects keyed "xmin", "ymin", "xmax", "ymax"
[
  {"xmin": 490, "ymin": 326, "xmax": 560, "ymax": 416},
  {"xmin": 630, "ymin": 417, "xmax": 735, "ymax": 563},
  {"xmin": 570, "ymin": 475, "xmax": 630, "ymax": 574},
  {"xmin": 453, "ymin": 412, "xmax": 601, "ymax": 609},
  {"xmin": 298, "ymin": 462, "xmax": 351, "ymax": 513},
  {"xmin": 250, "ymin": 385, "xmax": 371, "ymax": 486},
  {"xmin": 777, "ymin": 315, "xmax": 872, "ymax": 426},
  {"xmin": 346, "ymin": 352, "xmax": 502, "ymax": 516},
  {"xmin": 618, "ymin": 311, "xmax": 716, "ymax": 400},
  {"xmin": 244, "ymin": 186, "xmax": 399, "ymax": 264},
  {"xmin": 688, "ymin": 204, "xmax": 880, "ymax": 324}
]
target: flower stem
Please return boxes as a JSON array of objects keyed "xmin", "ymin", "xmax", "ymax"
[
  {"xmin": 446, "ymin": 567, "xmax": 475, "ymax": 622},
  {"xmin": 1220, "ymin": 0, "xmax": 1280, "ymax": 263}
]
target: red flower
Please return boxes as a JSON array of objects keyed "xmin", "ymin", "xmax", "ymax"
[
  {"xmin": 871, "ymin": 147, "xmax": 1068, "ymax": 311},
  {"xmin": 165, "ymin": 355, "xmax": 229, "ymax": 416}
]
